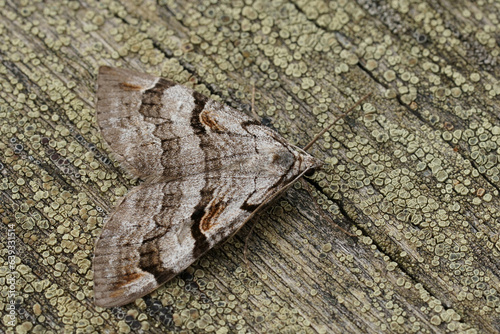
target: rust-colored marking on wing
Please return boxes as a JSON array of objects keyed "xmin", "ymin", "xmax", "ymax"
[
  {"xmin": 201, "ymin": 198, "xmax": 227, "ymax": 231},
  {"xmin": 110, "ymin": 272, "xmax": 144, "ymax": 297},
  {"xmin": 119, "ymin": 82, "xmax": 144, "ymax": 91},
  {"xmin": 109, "ymin": 289, "xmax": 126, "ymax": 298},
  {"xmin": 200, "ymin": 110, "xmax": 226, "ymax": 132}
]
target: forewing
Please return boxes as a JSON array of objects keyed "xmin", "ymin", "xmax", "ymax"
[
  {"xmin": 96, "ymin": 66, "xmax": 168, "ymax": 179},
  {"xmin": 93, "ymin": 165, "xmax": 313, "ymax": 307},
  {"xmin": 96, "ymin": 66, "xmax": 310, "ymax": 180}
]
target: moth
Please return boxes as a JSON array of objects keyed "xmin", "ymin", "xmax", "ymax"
[{"xmin": 93, "ymin": 66, "xmax": 364, "ymax": 307}]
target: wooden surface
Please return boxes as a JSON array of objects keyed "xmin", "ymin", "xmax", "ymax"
[{"xmin": 1, "ymin": 0, "xmax": 500, "ymax": 333}]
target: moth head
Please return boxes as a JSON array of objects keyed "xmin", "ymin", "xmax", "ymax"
[
  {"xmin": 270, "ymin": 148, "xmax": 323, "ymax": 177},
  {"xmin": 297, "ymin": 149, "xmax": 324, "ymax": 176}
]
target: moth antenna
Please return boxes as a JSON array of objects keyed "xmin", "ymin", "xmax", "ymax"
[
  {"xmin": 250, "ymin": 84, "xmax": 260, "ymax": 121},
  {"xmin": 243, "ymin": 221, "xmax": 257, "ymax": 271},
  {"xmin": 302, "ymin": 92, "xmax": 372, "ymax": 151}
]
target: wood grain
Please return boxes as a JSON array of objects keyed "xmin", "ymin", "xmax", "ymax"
[{"xmin": 0, "ymin": 0, "xmax": 499, "ymax": 333}]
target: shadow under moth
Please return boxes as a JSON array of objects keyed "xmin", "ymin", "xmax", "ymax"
[{"xmin": 93, "ymin": 66, "xmax": 362, "ymax": 307}]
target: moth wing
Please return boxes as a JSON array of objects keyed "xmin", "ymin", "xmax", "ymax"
[
  {"xmin": 96, "ymin": 66, "xmax": 319, "ymax": 180},
  {"xmin": 94, "ymin": 167, "xmax": 313, "ymax": 307},
  {"xmin": 94, "ymin": 66, "xmax": 322, "ymax": 307},
  {"xmin": 96, "ymin": 66, "xmax": 169, "ymax": 179}
]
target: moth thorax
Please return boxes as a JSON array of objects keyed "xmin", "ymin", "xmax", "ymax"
[{"xmin": 270, "ymin": 151, "xmax": 295, "ymax": 166}]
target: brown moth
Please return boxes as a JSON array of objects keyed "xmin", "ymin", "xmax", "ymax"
[{"xmin": 93, "ymin": 66, "xmax": 322, "ymax": 307}]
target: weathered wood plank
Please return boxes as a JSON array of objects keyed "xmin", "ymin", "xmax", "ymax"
[{"xmin": 0, "ymin": 0, "xmax": 499, "ymax": 333}]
